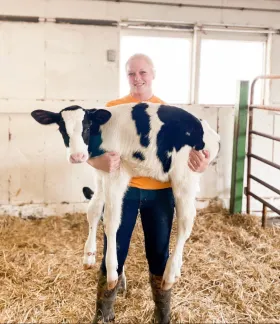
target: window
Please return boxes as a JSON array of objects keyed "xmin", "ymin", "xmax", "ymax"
[
  {"xmin": 120, "ymin": 34, "xmax": 191, "ymax": 104},
  {"xmin": 120, "ymin": 28, "xmax": 268, "ymax": 105},
  {"xmin": 198, "ymin": 39, "xmax": 266, "ymax": 104}
]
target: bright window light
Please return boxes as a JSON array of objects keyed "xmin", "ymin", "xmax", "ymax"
[
  {"xmin": 120, "ymin": 35, "xmax": 191, "ymax": 104},
  {"xmin": 199, "ymin": 40, "xmax": 265, "ymax": 104}
]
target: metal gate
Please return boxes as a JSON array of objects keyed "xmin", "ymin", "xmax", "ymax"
[{"xmin": 245, "ymin": 75, "xmax": 280, "ymax": 227}]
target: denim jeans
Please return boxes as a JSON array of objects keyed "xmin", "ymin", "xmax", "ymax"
[{"xmin": 101, "ymin": 187, "xmax": 175, "ymax": 276}]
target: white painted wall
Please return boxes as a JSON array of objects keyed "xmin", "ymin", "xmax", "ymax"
[{"xmin": 1, "ymin": 0, "xmax": 280, "ymax": 217}]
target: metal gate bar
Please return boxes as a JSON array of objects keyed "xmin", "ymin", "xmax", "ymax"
[
  {"xmin": 249, "ymin": 174, "xmax": 280, "ymax": 196},
  {"xmin": 247, "ymin": 153, "xmax": 280, "ymax": 170},
  {"xmin": 250, "ymin": 130, "xmax": 280, "ymax": 142}
]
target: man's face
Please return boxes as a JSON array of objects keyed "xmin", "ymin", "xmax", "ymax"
[{"xmin": 126, "ymin": 58, "xmax": 155, "ymax": 96}]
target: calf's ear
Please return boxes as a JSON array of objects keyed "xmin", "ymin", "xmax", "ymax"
[
  {"xmin": 31, "ymin": 110, "xmax": 60, "ymax": 125},
  {"xmin": 89, "ymin": 109, "xmax": 111, "ymax": 125}
]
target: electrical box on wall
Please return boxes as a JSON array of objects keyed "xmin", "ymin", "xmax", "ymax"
[{"xmin": 107, "ymin": 49, "xmax": 116, "ymax": 62}]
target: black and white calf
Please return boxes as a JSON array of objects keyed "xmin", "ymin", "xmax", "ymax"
[{"xmin": 31, "ymin": 103, "xmax": 220, "ymax": 290}]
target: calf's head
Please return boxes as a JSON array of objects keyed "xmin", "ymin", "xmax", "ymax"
[{"xmin": 31, "ymin": 105, "xmax": 111, "ymax": 163}]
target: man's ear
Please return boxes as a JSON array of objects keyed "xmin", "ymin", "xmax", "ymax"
[
  {"xmin": 89, "ymin": 109, "xmax": 112, "ymax": 125},
  {"xmin": 31, "ymin": 110, "xmax": 60, "ymax": 125}
]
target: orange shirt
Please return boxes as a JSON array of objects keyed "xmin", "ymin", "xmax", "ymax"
[{"xmin": 106, "ymin": 94, "xmax": 171, "ymax": 190}]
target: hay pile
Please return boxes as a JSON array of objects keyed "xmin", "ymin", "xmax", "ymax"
[{"xmin": 0, "ymin": 205, "xmax": 279, "ymax": 323}]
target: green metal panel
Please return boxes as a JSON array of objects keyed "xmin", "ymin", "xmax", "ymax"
[{"xmin": 230, "ymin": 81, "xmax": 249, "ymax": 214}]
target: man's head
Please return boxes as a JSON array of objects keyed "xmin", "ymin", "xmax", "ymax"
[
  {"xmin": 31, "ymin": 106, "xmax": 111, "ymax": 163},
  {"xmin": 126, "ymin": 53, "xmax": 155, "ymax": 99}
]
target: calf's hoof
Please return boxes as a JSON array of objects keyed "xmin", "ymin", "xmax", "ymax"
[
  {"xmin": 161, "ymin": 280, "xmax": 173, "ymax": 291},
  {"xmin": 83, "ymin": 264, "xmax": 95, "ymax": 270},
  {"xmin": 83, "ymin": 252, "xmax": 96, "ymax": 270},
  {"xmin": 107, "ymin": 279, "xmax": 118, "ymax": 290}
]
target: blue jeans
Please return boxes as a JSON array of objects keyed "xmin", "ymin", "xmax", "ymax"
[{"xmin": 101, "ymin": 187, "xmax": 175, "ymax": 276}]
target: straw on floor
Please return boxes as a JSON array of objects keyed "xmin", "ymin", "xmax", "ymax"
[{"xmin": 0, "ymin": 203, "xmax": 279, "ymax": 323}]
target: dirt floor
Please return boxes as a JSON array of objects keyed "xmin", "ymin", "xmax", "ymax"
[{"xmin": 0, "ymin": 203, "xmax": 280, "ymax": 323}]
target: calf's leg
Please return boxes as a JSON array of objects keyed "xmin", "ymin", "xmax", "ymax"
[
  {"xmin": 83, "ymin": 176, "xmax": 104, "ymax": 269},
  {"xmin": 162, "ymin": 170, "xmax": 199, "ymax": 290},
  {"xmin": 102, "ymin": 170, "xmax": 131, "ymax": 289}
]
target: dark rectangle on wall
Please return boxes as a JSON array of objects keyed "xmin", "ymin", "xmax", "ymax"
[
  {"xmin": 124, "ymin": 21, "xmax": 194, "ymax": 30},
  {"xmin": 0, "ymin": 15, "xmax": 39, "ymax": 23},
  {"xmin": 0, "ymin": 15, "xmax": 118, "ymax": 27},
  {"xmin": 55, "ymin": 18, "xmax": 118, "ymax": 27}
]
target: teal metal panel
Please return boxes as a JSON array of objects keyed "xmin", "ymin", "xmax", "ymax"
[{"xmin": 230, "ymin": 81, "xmax": 249, "ymax": 214}]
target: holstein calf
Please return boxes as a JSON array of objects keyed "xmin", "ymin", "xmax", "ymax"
[{"xmin": 31, "ymin": 103, "xmax": 220, "ymax": 290}]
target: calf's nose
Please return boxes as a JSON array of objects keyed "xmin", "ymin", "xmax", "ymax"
[{"xmin": 70, "ymin": 152, "xmax": 88, "ymax": 163}]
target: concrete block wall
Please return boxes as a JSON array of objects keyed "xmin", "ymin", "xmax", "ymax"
[{"xmin": 1, "ymin": 0, "xmax": 280, "ymax": 216}]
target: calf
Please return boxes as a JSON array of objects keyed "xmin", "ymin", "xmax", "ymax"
[{"xmin": 31, "ymin": 103, "xmax": 220, "ymax": 290}]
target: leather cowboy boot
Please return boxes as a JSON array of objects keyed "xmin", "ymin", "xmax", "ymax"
[
  {"xmin": 93, "ymin": 271, "xmax": 125, "ymax": 323},
  {"xmin": 149, "ymin": 273, "xmax": 172, "ymax": 324}
]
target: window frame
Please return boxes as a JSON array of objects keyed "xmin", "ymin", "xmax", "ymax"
[{"xmin": 120, "ymin": 27, "xmax": 193, "ymax": 104}]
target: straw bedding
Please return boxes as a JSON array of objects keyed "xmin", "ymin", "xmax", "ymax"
[{"xmin": 0, "ymin": 203, "xmax": 279, "ymax": 323}]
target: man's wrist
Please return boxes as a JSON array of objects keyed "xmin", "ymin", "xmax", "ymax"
[{"xmin": 87, "ymin": 156, "xmax": 100, "ymax": 168}]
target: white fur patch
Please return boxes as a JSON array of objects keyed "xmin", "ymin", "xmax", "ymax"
[
  {"xmin": 61, "ymin": 109, "xmax": 88, "ymax": 160},
  {"xmin": 61, "ymin": 109, "xmax": 85, "ymax": 136}
]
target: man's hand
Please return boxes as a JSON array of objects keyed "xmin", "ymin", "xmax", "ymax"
[
  {"xmin": 87, "ymin": 152, "xmax": 120, "ymax": 173},
  {"xmin": 188, "ymin": 149, "xmax": 210, "ymax": 173}
]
